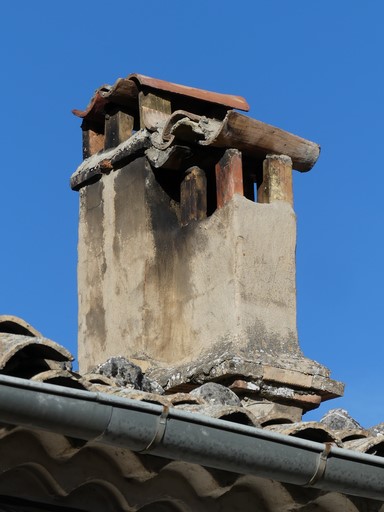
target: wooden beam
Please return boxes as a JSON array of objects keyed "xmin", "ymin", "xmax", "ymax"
[
  {"xmin": 215, "ymin": 149, "xmax": 244, "ymax": 209},
  {"xmin": 104, "ymin": 109, "xmax": 134, "ymax": 150},
  {"xmin": 180, "ymin": 166, "xmax": 207, "ymax": 226},
  {"xmin": 258, "ymin": 154, "xmax": 293, "ymax": 206}
]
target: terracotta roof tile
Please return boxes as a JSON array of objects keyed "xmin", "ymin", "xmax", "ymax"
[
  {"xmin": 0, "ymin": 327, "xmax": 383, "ymax": 509},
  {"xmin": 0, "ymin": 426, "xmax": 380, "ymax": 511},
  {"xmin": 72, "ymin": 73, "xmax": 249, "ymax": 126},
  {"xmin": 0, "ymin": 323, "xmax": 381, "ymax": 461},
  {"xmin": 0, "ymin": 315, "xmax": 42, "ymax": 337},
  {"xmin": 0, "ymin": 326, "xmax": 384, "ymax": 462},
  {"xmin": 0, "ymin": 332, "xmax": 73, "ymax": 379}
]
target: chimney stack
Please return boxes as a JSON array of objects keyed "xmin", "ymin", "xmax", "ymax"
[{"xmin": 72, "ymin": 74, "xmax": 343, "ymax": 422}]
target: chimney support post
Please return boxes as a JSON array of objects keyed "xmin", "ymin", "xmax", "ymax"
[
  {"xmin": 139, "ymin": 91, "xmax": 172, "ymax": 130},
  {"xmin": 180, "ymin": 166, "xmax": 207, "ymax": 226},
  {"xmin": 258, "ymin": 154, "xmax": 293, "ymax": 206},
  {"xmin": 215, "ymin": 149, "xmax": 244, "ymax": 209},
  {"xmin": 104, "ymin": 109, "xmax": 134, "ymax": 150},
  {"xmin": 81, "ymin": 121, "xmax": 105, "ymax": 159}
]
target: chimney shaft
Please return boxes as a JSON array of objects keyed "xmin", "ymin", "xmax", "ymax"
[{"xmin": 72, "ymin": 74, "xmax": 343, "ymax": 418}]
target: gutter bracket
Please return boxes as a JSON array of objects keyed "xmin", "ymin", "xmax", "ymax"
[
  {"xmin": 139, "ymin": 405, "xmax": 169, "ymax": 453},
  {"xmin": 305, "ymin": 442, "xmax": 333, "ymax": 487}
]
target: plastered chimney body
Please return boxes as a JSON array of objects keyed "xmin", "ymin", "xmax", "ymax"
[{"xmin": 72, "ymin": 74, "xmax": 343, "ymax": 421}]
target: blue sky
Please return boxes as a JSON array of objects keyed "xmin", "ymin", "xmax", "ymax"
[{"xmin": 1, "ymin": 1, "xmax": 383, "ymax": 426}]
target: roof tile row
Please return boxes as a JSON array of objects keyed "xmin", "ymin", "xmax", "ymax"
[{"xmin": 0, "ymin": 317, "xmax": 382, "ymax": 460}]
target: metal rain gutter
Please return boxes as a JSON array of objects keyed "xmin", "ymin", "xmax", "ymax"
[{"xmin": 0, "ymin": 374, "xmax": 382, "ymax": 500}]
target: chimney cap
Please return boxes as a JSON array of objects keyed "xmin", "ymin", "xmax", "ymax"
[{"xmin": 72, "ymin": 73, "xmax": 250, "ymax": 125}]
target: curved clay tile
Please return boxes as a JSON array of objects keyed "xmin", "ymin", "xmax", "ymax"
[
  {"xmin": 218, "ymin": 475, "xmax": 297, "ymax": 512},
  {"xmin": 211, "ymin": 406, "xmax": 258, "ymax": 427},
  {"xmin": 0, "ymin": 429, "xmax": 151, "ymax": 504},
  {"xmin": 31, "ymin": 370, "xmax": 86, "ymax": 390},
  {"xmin": 174, "ymin": 404, "xmax": 259, "ymax": 427},
  {"xmin": 0, "ymin": 463, "xmax": 129, "ymax": 512},
  {"xmin": 0, "ymin": 333, "xmax": 74, "ymax": 379},
  {"xmin": 70, "ymin": 129, "xmax": 151, "ymax": 191},
  {"xmin": 72, "ymin": 74, "xmax": 249, "ymax": 126},
  {"xmin": 158, "ymin": 460, "xmax": 226, "ymax": 497},
  {"xmin": 72, "ymin": 78, "xmax": 139, "ymax": 127},
  {"xmin": 299, "ymin": 493, "xmax": 360, "ymax": 512},
  {"xmin": 335, "ymin": 429, "xmax": 369, "ymax": 443},
  {"xmin": 0, "ymin": 427, "xmax": 154, "ymax": 482},
  {"xmin": 138, "ymin": 501, "xmax": 185, "ymax": 511},
  {"xmin": 343, "ymin": 436, "xmax": 384, "ymax": 457},
  {"xmin": 306, "ymin": 491, "xmax": 361, "ymax": 512},
  {"xmin": 0, "ymin": 426, "xmax": 374, "ymax": 511},
  {"xmin": 168, "ymin": 393, "xmax": 205, "ymax": 407},
  {"xmin": 0, "ymin": 462, "xmax": 66, "ymax": 502},
  {"xmin": 81, "ymin": 373, "xmax": 116, "ymax": 387},
  {"xmin": 161, "ymin": 109, "xmax": 320, "ymax": 172},
  {"xmin": 64, "ymin": 479, "xmax": 130, "ymax": 511},
  {"xmin": 128, "ymin": 73, "xmax": 250, "ymax": 112},
  {"xmin": 0, "ymin": 315, "xmax": 42, "ymax": 337},
  {"xmin": 0, "ymin": 427, "xmax": 76, "ymax": 462},
  {"xmin": 265, "ymin": 421, "xmax": 341, "ymax": 445},
  {"xmin": 85, "ymin": 385, "xmax": 171, "ymax": 407}
]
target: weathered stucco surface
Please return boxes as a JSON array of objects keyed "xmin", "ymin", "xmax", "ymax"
[{"xmin": 78, "ymin": 157, "xmax": 300, "ymax": 373}]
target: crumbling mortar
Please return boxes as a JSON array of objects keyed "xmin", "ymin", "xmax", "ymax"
[{"xmin": 147, "ymin": 350, "xmax": 332, "ymax": 388}]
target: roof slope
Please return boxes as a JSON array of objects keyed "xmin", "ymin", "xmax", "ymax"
[{"xmin": 0, "ymin": 319, "xmax": 383, "ymax": 509}]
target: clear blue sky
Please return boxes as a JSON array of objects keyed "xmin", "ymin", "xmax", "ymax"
[{"xmin": 1, "ymin": 1, "xmax": 383, "ymax": 426}]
